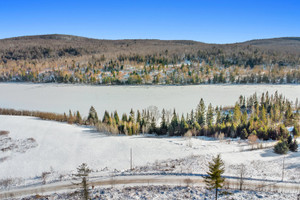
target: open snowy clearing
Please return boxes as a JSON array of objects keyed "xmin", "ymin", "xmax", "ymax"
[{"xmin": 0, "ymin": 115, "xmax": 299, "ymax": 190}]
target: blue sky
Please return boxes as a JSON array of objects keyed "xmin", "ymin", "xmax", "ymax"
[{"xmin": 0, "ymin": 0, "xmax": 299, "ymax": 43}]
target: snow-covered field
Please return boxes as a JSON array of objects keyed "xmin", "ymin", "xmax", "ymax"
[
  {"xmin": 21, "ymin": 186, "xmax": 300, "ymax": 200},
  {"xmin": 1, "ymin": 83, "xmax": 299, "ymax": 116},
  {"xmin": 1, "ymin": 115, "xmax": 299, "ymax": 191}
]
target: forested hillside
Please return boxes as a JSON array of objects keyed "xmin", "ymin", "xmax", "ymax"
[
  {"xmin": 1, "ymin": 34, "xmax": 300, "ymax": 65},
  {"xmin": 0, "ymin": 34, "xmax": 300, "ymax": 84}
]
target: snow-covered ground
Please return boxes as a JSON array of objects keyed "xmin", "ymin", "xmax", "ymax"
[
  {"xmin": 1, "ymin": 115, "xmax": 299, "ymax": 192},
  {"xmin": 0, "ymin": 83, "xmax": 299, "ymax": 116},
  {"xmin": 21, "ymin": 186, "xmax": 300, "ymax": 200}
]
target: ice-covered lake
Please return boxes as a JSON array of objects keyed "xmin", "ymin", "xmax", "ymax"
[{"xmin": 0, "ymin": 83, "xmax": 299, "ymax": 116}]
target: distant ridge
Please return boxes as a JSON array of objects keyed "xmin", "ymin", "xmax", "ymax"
[{"xmin": 0, "ymin": 34, "xmax": 299, "ymax": 65}]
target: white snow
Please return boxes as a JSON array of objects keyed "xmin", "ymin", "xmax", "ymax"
[
  {"xmin": 1, "ymin": 115, "xmax": 299, "ymax": 189},
  {"xmin": 22, "ymin": 186, "xmax": 300, "ymax": 200}
]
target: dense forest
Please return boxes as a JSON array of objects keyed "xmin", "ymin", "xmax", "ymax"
[{"xmin": 0, "ymin": 35, "xmax": 300, "ymax": 84}]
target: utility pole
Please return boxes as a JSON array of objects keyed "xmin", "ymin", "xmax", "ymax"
[
  {"xmin": 281, "ymin": 155, "xmax": 285, "ymax": 181},
  {"xmin": 130, "ymin": 148, "xmax": 133, "ymax": 171}
]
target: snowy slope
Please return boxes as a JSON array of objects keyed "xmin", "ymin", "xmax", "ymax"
[{"xmin": 0, "ymin": 115, "xmax": 299, "ymax": 187}]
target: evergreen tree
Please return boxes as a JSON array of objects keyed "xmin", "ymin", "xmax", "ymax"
[
  {"xmin": 205, "ymin": 154, "xmax": 225, "ymax": 200},
  {"xmin": 122, "ymin": 113, "xmax": 128, "ymax": 122},
  {"xmin": 215, "ymin": 106, "xmax": 221, "ymax": 124},
  {"xmin": 180, "ymin": 114, "xmax": 189, "ymax": 135},
  {"xmin": 241, "ymin": 110, "xmax": 248, "ymax": 125},
  {"xmin": 114, "ymin": 111, "xmax": 120, "ymax": 125},
  {"xmin": 233, "ymin": 103, "xmax": 241, "ymax": 124},
  {"xmin": 289, "ymin": 140, "xmax": 298, "ymax": 152},
  {"xmin": 189, "ymin": 109, "xmax": 195, "ymax": 125},
  {"xmin": 206, "ymin": 103, "xmax": 214, "ymax": 127},
  {"xmin": 136, "ymin": 110, "xmax": 141, "ymax": 124},
  {"xmin": 169, "ymin": 109, "xmax": 179, "ymax": 136},
  {"xmin": 197, "ymin": 98, "xmax": 206, "ymax": 126},
  {"xmin": 75, "ymin": 163, "xmax": 91, "ymax": 200},
  {"xmin": 293, "ymin": 124, "xmax": 299, "ymax": 137},
  {"xmin": 102, "ymin": 110, "xmax": 110, "ymax": 124},
  {"xmin": 260, "ymin": 105, "xmax": 267, "ymax": 125},
  {"xmin": 76, "ymin": 111, "xmax": 82, "ymax": 124},
  {"xmin": 149, "ymin": 116, "xmax": 156, "ymax": 134},
  {"xmin": 240, "ymin": 128, "xmax": 248, "ymax": 139},
  {"xmin": 129, "ymin": 108, "xmax": 135, "ymax": 123},
  {"xmin": 160, "ymin": 109, "xmax": 168, "ymax": 135},
  {"xmin": 87, "ymin": 106, "xmax": 98, "ymax": 125},
  {"xmin": 274, "ymin": 140, "xmax": 289, "ymax": 154}
]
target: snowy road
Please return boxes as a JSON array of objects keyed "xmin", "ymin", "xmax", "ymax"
[{"xmin": 1, "ymin": 174, "xmax": 299, "ymax": 199}]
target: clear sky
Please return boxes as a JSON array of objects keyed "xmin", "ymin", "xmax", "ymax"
[{"xmin": 0, "ymin": 0, "xmax": 299, "ymax": 43}]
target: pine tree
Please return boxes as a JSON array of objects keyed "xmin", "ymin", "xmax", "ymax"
[
  {"xmin": 205, "ymin": 154, "xmax": 225, "ymax": 200},
  {"xmin": 260, "ymin": 105, "xmax": 267, "ymax": 125},
  {"xmin": 274, "ymin": 140, "xmax": 289, "ymax": 154},
  {"xmin": 289, "ymin": 140, "xmax": 298, "ymax": 152},
  {"xmin": 293, "ymin": 124, "xmax": 299, "ymax": 137},
  {"xmin": 215, "ymin": 106, "xmax": 221, "ymax": 124},
  {"xmin": 87, "ymin": 106, "xmax": 98, "ymax": 125},
  {"xmin": 160, "ymin": 109, "xmax": 168, "ymax": 135},
  {"xmin": 206, "ymin": 103, "xmax": 214, "ymax": 127},
  {"xmin": 197, "ymin": 98, "xmax": 206, "ymax": 126},
  {"xmin": 122, "ymin": 113, "xmax": 128, "ymax": 122},
  {"xmin": 114, "ymin": 111, "xmax": 120, "ymax": 125},
  {"xmin": 169, "ymin": 109, "xmax": 179, "ymax": 136},
  {"xmin": 241, "ymin": 110, "xmax": 248, "ymax": 125},
  {"xmin": 75, "ymin": 163, "xmax": 91, "ymax": 200},
  {"xmin": 240, "ymin": 128, "xmax": 248, "ymax": 139},
  {"xmin": 180, "ymin": 114, "xmax": 189, "ymax": 135},
  {"xmin": 76, "ymin": 111, "xmax": 82, "ymax": 124},
  {"xmin": 136, "ymin": 110, "xmax": 141, "ymax": 124},
  {"xmin": 129, "ymin": 108, "xmax": 135, "ymax": 123},
  {"xmin": 102, "ymin": 110, "xmax": 110, "ymax": 124},
  {"xmin": 233, "ymin": 103, "xmax": 241, "ymax": 124},
  {"xmin": 150, "ymin": 116, "xmax": 156, "ymax": 134}
]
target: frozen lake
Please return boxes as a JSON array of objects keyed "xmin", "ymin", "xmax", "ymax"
[{"xmin": 0, "ymin": 83, "xmax": 299, "ymax": 116}]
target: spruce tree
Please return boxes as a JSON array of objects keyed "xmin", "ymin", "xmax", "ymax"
[
  {"xmin": 129, "ymin": 108, "xmax": 135, "ymax": 123},
  {"xmin": 114, "ymin": 111, "xmax": 120, "ymax": 125},
  {"xmin": 205, "ymin": 154, "xmax": 225, "ymax": 200},
  {"xmin": 206, "ymin": 103, "xmax": 214, "ymax": 127},
  {"xmin": 102, "ymin": 110, "xmax": 111, "ymax": 124},
  {"xmin": 197, "ymin": 98, "xmax": 206, "ymax": 126},
  {"xmin": 150, "ymin": 116, "xmax": 156, "ymax": 134},
  {"xmin": 274, "ymin": 140, "xmax": 289, "ymax": 154},
  {"xmin": 75, "ymin": 163, "xmax": 91, "ymax": 200},
  {"xmin": 87, "ymin": 106, "xmax": 98, "ymax": 125},
  {"xmin": 233, "ymin": 103, "xmax": 241, "ymax": 124},
  {"xmin": 160, "ymin": 109, "xmax": 168, "ymax": 135},
  {"xmin": 289, "ymin": 140, "xmax": 298, "ymax": 152},
  {"xmin": 76, "ymin": 111, "xmax": 82, "ymax": 124}
]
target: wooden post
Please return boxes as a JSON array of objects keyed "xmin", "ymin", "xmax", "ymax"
[
  {"xmin": 130, "ymin": 148, "xmax": 133, "ymax": 171},
  {"xmin": 281, "ymin": 156, "xmax": 285, "ymax": 181}
]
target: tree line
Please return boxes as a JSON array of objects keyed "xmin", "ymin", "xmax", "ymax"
[{"xmin": 1, "ymin": 92, "xmax": 299, "ymax": 150}]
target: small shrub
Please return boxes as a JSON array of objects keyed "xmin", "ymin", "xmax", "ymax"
[
  {"xmin": 274, "ymin": 140, "xmax": 289, "ymax": 154},
  {"xmin": 0, "ymin": 131, "xmax": 9, "ymax": 136},
  {"xmin": 289, "ymin": 140, "xmax": 298, "ymax": 152},
  {"xmin": 240, "ymin": 128, "xmax": 248, "ymax": 140}
]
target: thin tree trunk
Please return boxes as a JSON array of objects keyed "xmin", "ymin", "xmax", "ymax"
[{"xmin": 215, "ymin": 188, "xmax": 218, "ymax": 200}]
